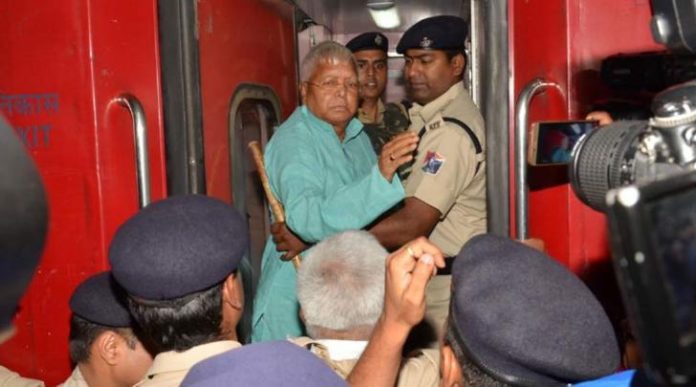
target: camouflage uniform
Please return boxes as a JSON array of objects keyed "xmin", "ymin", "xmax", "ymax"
[{"xmin": 358, "ymin": 100, "xmax": 410, "ymax": 155}]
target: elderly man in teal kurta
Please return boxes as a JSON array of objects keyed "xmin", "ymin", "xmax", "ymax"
[{"xmin": 251, "ymin": 41, "xmax": 418, "ymax": 342}]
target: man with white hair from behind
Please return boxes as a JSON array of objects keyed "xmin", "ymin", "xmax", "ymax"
[{"xmin": 292, "ymin": 230, "xmax": 439, "ymax": 387}]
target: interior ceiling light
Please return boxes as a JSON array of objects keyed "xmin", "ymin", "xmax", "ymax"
[{"xmin": 366, "ymin": 0, "xmax": 401, "ymax": 29}]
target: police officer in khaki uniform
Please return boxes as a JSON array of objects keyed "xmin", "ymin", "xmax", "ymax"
[
  {"xmin": 270, "ymin": 16, "xmax": 485, "ymax": 344},
  {"xmin": 441, "ymin": 235, "xmax": 619, "ymax": 386},
  {"xmin": 108, "ymin": 195, "xmax": 249, "ymax": 387},
  {"xmin": 369, "ymin": 15, "xmax": 486, "ymax": 341},
  {"xmin": 346, "ymin": 32, "xmax": 409, "ymax": 155},
  {"xmin": 60, "ymin": 272, "xmax": 152, "ymax": 387}
]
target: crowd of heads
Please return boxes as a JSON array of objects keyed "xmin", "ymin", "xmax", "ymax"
[{"xmin": 69, "ymin": 192, "xmax": 619, "ymax": 386}]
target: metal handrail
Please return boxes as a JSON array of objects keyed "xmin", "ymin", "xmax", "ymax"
[
  {"xmin": 514, "ymin": 79, "xmax": 561, "ymax": 240},
  {"xmin": 115, "ymin": 94, "xmax": 151, "ymax": 208}
]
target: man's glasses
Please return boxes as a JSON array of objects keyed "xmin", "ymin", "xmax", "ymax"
[{"xmin": 306, "ymin": 79, "xmax": 359, "ymax": 93}]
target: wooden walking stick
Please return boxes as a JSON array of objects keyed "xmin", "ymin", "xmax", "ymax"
[{"xmin": 248, "ymin": 141, "xmax": 301, "ymax": 269}]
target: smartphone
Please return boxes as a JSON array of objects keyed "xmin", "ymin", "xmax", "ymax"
[{"xmin": 528, "ymin": 120, "xmax": 598, "ymax": 166}]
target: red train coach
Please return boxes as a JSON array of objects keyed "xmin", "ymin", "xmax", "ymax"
[{"xmin": 0, "ymin": 0, "xmax": 666, "ymax": 383}]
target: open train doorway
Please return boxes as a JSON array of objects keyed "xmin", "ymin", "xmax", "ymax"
[{"xmin": 228, "ymin": 84, "xmax": 282, "ymax": 341}]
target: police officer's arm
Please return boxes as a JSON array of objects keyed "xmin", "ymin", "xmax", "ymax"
[
  {"xmin": 373, "ymin": 128, "xmax": 477, "ymax": 250},
  {"xmin": 347, "ymin": 238, "xmax": 444, "ymax": 387},
  {"xmin": 369, "ymin": 198, "xmax": 441, "ymax": 250},
  {"xmin": 273, "ymin": 194, "xmax": 440, "ymax": 257},
  {"xmin": 272, "ymin": 197, "xmax": 440, "ymax": 258}
]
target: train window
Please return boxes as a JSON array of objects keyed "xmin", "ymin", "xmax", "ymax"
[{"xmin": 228, "ymin": 84, "xmax": 282, "ymax": 341}]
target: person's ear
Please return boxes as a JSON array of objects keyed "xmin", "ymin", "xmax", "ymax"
[
  {"xmin": 440, "ymin": 344, "xmax": 463, "ymax": 387},
  {"xmin": 300, "ymin": 82, "xmax": 308, "ymax": 104},
  {"xmin": 222, "ymin": 272, "xmax": 243, "ymax": 311},
  {"xmin": 95, "ymin": 331, "xmax": 120, "ymax": 366},
  {"xmin": 451, "ymin": 54, "xmax": 465, "ymax": 79}
]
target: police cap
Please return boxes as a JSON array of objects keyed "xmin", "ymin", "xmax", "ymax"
[
  {"xmin": 181, "ymin": 341, "xmax": 347, "ymax": 387},
  {"xmin": 449, "ymin": 234, "xmax": 620, "ymax": 385},
  {"xmin": 69, "ymin": 271, "xmax": 132, "ymax": 327},
  {"xmin": 109, "ymin": 195, "xmax": 248, "ymax": 301},
  {"xmin": 396, "ymin": 15, "xmax": 467, "ymax": 54},
  {"xmin": 346, "ymin": 32, "xmax": 388, "ymax": 53}
]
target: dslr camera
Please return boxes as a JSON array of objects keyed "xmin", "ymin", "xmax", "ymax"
[
  {"xmin": 570, "ymin": 80, "xmax": 696, "ymax": 212},
  {"xmin": 568, "ymin": 1, "xmax": 696, "ymax": 385}
]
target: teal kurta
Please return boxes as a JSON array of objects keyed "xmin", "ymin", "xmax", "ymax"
[{"xmin": 251, "ymin": 106, "xmax": 404, "ymax": 342}]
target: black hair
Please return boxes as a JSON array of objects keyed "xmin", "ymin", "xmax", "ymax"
[
  {"xmin": 127, "ymin": 282, "xmax": 223, "ymax": 353},
  {"xmin": 68, "ymin": 315, "xmax": 136, "ymax": 364},
  {"xmin": 459, "ymin": 355, "xmax": 511, "ymax": 387},
  {"xmin": 444, "ymin": 48, "xmax": 466, "ymax": 61},
  {"xmin": 444, "ymin": 49, "xmax": 467, "ymax": 80},
  {"xmin": 445, "ymin": 327, "xmax": 512, "ymax": 387}
]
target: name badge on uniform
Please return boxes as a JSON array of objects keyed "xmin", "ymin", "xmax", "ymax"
[{"xmin": 422, "ymin": 151, "xmax": 445, "ymax": 175}]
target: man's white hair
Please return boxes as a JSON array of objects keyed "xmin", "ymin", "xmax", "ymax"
[
  {"xmin": 297, "ymin": 230, "xmax": 387, "ymax": 337},
  {"xmin": 300, "ymin": 41, "xmax": 357, "ymax": 82}
]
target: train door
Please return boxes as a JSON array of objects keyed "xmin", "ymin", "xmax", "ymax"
[
  {"xmin": 0, "ymin": 0, "xmax": 167, "ymax": 382},
  {"xmin": 0, "ymin": 0, "xmax": 297, "ymax": 383},
  {"xmin": 509, "ymin": 0, "xmax": 663, "ymax": 271},
  {"xmin": 193, "ymin": 0, "xmax": 298, "ymax": 344},
  {"xmin": 227, "ymin": 85, "xmax": 283, "ymax": 339},
  {"xmin": 507, "ymin": 0, "xmax": 666, "ymax": 352}
]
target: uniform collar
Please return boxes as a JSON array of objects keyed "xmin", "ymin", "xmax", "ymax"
[
  {"xmin": 72, "ymin": 367, "xmax": 85, "ymax": 381},
  {"xmin": 409, "ymin": 82, "xmax": 465, "ymax": 128},
  {"xmin": 145, "ymin": 340, "xmax": 241, "ymax": 378},
  {"xmin": 315, "ymin": 339, "xmax": 368, "ymax": 361},
  {"xmin": 0, "ymin": 327, "xmax": 14, "ymax": 343},
  {"xmin": 301, "ymin": 105, "xmax": 364, "ymax": 143},
  {"xmin": 65, "ymin": 366, "xmax": 86, "ymax": 384},
  {"xmin": 357, "ymin": 99, "xmax": 385, "ymax": 124}
]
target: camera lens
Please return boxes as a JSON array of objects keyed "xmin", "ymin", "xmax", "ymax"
[{"xmin": 570, "ymin": 121, "xmax": 645, "ymax": 211}]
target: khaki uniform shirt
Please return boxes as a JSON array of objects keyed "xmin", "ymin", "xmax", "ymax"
[
  {"xmin": 134, "ymin": 340, "xmax": 241, "ymax": 387},
  {"xmin": 289, "ymin": 337, "xmax": 439, "ymax": 387},
  {"xmin": 58, "ymin": 367, "xmax": 86, "ymax": 387},
  {"xmin": 405, "ymin": 82, "xmax": 487, "ymax": 257},
  {"xmin": 358, "ymin": 100, "xmax": 410, "ymax": 155},
  {"xmin": 0, "ymin": 367, "xmax": 44, "ymax": 387}
]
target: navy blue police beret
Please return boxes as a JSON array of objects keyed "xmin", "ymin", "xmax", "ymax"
[
  {"xmin": 69, "ymin": 271, "xmax": 132, "ymax": 327},
  {"xmin": 181, "ymin": 341, "xmax": 347, "ymax": 387},
  {"xmin": 109, "ymin": 195, "xmax": 248, "ymax": 301},
  {"xmin": 396, "ymin": 15, "xmax": 468, "ymax": 54},
  {"xmin": 346, "ymin": 32, "xmax": 389, "ymax": 53},
  {"xmin": 448, "ymin": 234, "xmax": 620, "ymax": 385}
]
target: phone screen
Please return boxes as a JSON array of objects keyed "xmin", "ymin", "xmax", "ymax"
[{"xmin": 531, "ymin": 120, "xmax": 597, "ymax": 165}]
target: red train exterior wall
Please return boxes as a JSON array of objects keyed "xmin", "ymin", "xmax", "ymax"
[
  {"xmin": 197, "ymin": 0, "xmax": 298, "ymax": 202},
  {"xmin": 510, "ymin": 0, "xmax": 662, "ymax": 273},
  {"xmin": 0, "ymin": 0, "xmax": 296, "ymax": 384}
]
